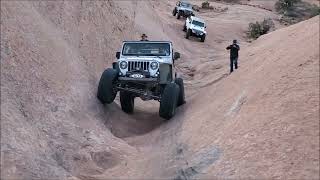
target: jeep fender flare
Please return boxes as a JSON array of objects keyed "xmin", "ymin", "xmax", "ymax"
[
  {"xmin": 159, "ymin": 64, "xmax": 173, "ymax": 84},
  {"xmin": 112, "ymin": 62, "xmax": 120, "ymax": 73}
]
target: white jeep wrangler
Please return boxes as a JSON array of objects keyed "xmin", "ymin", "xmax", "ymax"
[
  {"xmin": 97, "ymin": 41, "xmax": 185, "ymax": 120},
  {"xmin": 172, "ymin": 1, "xmax": 194, "ymax": 19},
  {"xmin": 184, "ymin": 16, "xmax": 207, "ymax": 42}
]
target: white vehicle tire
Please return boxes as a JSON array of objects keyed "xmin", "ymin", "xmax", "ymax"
[
  {"xmin": 201, "ymin": 34, "xmax": 206, "ymax": 42},
  {"xmin": 186, "ymin": 29, "xmax": 191, "ymax": 39},
  {"xmin": 159, "ymin": 83, "xmax": 179, "ymax": 120},
  {"xmin": 177, "ymin": 11, "xmax": 181, "ymax": 19},
  {"xmin": 172, "ymin": 8, "xmax": 177, "ymax": 16}
]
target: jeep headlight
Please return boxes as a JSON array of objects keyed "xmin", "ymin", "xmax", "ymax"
[
  {"xmin": 150, "ymin": 61, "xmax": 159, "ymax": 70},
  {"xmin": 119, "ymin": 61, "xmax": 127, "ymax": 69}
]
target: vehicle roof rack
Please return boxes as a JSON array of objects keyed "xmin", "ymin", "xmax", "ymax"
[{"xmin": 123, "ymin": 41, "xmax": 173, "ymax": 43}]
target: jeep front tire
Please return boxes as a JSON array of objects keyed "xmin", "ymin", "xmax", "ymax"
[
  {"xmin": 177, "ymin": 11, "xmax": 181, "ymax": 19},
  {"xmin": 97, "ymin": 68, "xmax": 118, "ymax": 104},
  {"xmin": 120, "ymin": 91, "xmax": 134, "ymax": 113},
  {"xmin": 172, "ymin": 8, "xmax": 177, "ymax": 16},
  {"xmin": 186, "ymin": 29, "xmax": 191, "ymax": 39},
  {"xmin": 159, "ymin": 83, "xmax": 180, "ymax": 120},
  {"xmin": 201, "ymin": 34, "xmax": 206, "ymax": 42},
  {"xmin": 175, "ymin": 78, "xmax": 186, "ymax": 106}
]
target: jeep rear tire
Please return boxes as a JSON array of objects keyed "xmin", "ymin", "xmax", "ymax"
[
  {"xmin": 175, "ymin": 78, "xmax": 186, "ymax": 106},
  {"xmin": 97, "ymin": 68, "xmax": 118, "ymax": 104},
  {"xmin": 120, "ymin": 91, "xmax": 134, "ymax": 114},
  {"xmin": 201, "ymin": 34, "xmax": 206, "ymax": 42},
  {"xmin": 186, "ymin": 29, "xmax": 191, "ymax": 39},
  {"xmin": 159, "ymin": 83, "xmax": 179, "ymax": 120}
]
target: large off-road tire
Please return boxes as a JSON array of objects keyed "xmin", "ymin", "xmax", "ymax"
[
  {"xmin": 177, "ymin": 11, "xmax": 181, "ymax": 19},
  {"xmin": 183, "ymin": 23, "xmax": 187, "ymax": 32},
  {"xmin": 172, "ymin": 8, "xmax": 177, "ymax": 16},
  {"xmin": 186, "ymin": 29, "xmax": 191, "ymax": 39},
  {"xmin": 200, "ymin": 34, "xmax": 206, "ymax": 42},
  {"xmin": 159, "ymin": 83, "xmax": 180, "ymax": 120},
  {"xmin": 175, "ymin": 78, "xmax": 186, "ymax": 106},
  {"xmin": 97, "ymin": 68, "xmax": 118, "ymax": 104},
  {"xmin": 120, "ymin": 91, "xmax": 134, "ymax": 114}
]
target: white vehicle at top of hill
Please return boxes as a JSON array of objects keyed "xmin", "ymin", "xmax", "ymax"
[{"xmin": 172, "ymin": 1, "xmax": 195, "ymax": 19}]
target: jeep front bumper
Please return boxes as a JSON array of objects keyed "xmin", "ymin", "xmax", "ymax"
[
  {"xmin": 118, "ymin": 77, "xmax": 158, "ymax": 82},
  {"xmin": 192, "ymin": 29, "xmax": 205, "ymax": 36}
]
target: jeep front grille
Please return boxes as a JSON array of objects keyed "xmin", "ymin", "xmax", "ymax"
[
  {"xmin": 128, "ymin": 61, "xmax": 150, "ymax": 71},
  {"xmin": 194, "ymin": 29, "xmax": 202, "ymax": 34}
]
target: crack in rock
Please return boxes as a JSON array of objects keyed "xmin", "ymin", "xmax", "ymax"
[{"xmin": 174, "ymin": 146, "xmax": 222, "ymax": 180}]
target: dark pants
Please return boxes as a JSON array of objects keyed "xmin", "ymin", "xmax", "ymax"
[{"xmin": 230, "ymin": 56, "xmax": 238, "ymax": 72}]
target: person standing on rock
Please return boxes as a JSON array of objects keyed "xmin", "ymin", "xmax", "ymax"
[
  {"xmin": 226, "ymin": 39, "xmax": 240, "ymax": 73},
  {"xmin": 140, "ymin": 34, "xmax": 149, "ymax": 41}
]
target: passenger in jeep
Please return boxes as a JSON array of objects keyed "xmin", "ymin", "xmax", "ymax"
[{"xmin": 140, "ymin": 34, "xmax": 149, "ymax": 41}]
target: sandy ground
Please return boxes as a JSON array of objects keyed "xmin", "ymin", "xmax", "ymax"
[{"xmin": 1, "ymin": 0, "xmax": 319, "ymax": 179}]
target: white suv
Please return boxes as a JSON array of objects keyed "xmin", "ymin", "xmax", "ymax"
[{"xmin": 184, "ymin": 16, "xmax": 207, "ymax": 42}]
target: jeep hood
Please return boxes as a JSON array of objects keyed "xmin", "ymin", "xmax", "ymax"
[{"xmin": 120, "ymin": 56, "xmax": 172, "ymax": 64}]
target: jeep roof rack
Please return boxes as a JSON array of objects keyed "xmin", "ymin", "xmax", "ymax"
[{"xmin": 123, "ymin": 41, "xmax": 173, "ymax": 43}]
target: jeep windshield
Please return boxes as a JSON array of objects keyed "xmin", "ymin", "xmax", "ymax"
[
  {"xmin": 192, "ymin": 20, "xmax": 205, "ymax": 27},
  {"xmin": 122, "ymin": 42, "xmax": 171, "ymax": 56},
  {"xmin": 181, "ymin": 2, "xmax": 192, "ymax": 8}
]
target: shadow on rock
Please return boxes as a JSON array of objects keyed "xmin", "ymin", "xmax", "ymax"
[{"xmin": 101, "ymin": 101, "xmax": 165, "ymax": 138}]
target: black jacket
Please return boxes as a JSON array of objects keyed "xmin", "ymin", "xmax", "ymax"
[{"xmin": 226, "ymin": 44, "xmax": 240, "ymax": 58}]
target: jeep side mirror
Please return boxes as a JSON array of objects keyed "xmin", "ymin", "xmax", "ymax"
[
  {"xmin": 174, "ymin": 52, "xmax": 180, "ymax": 60},
  {"xmin": 116, "ymin": 52, "xmax": 120, "ymax": 59}
]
